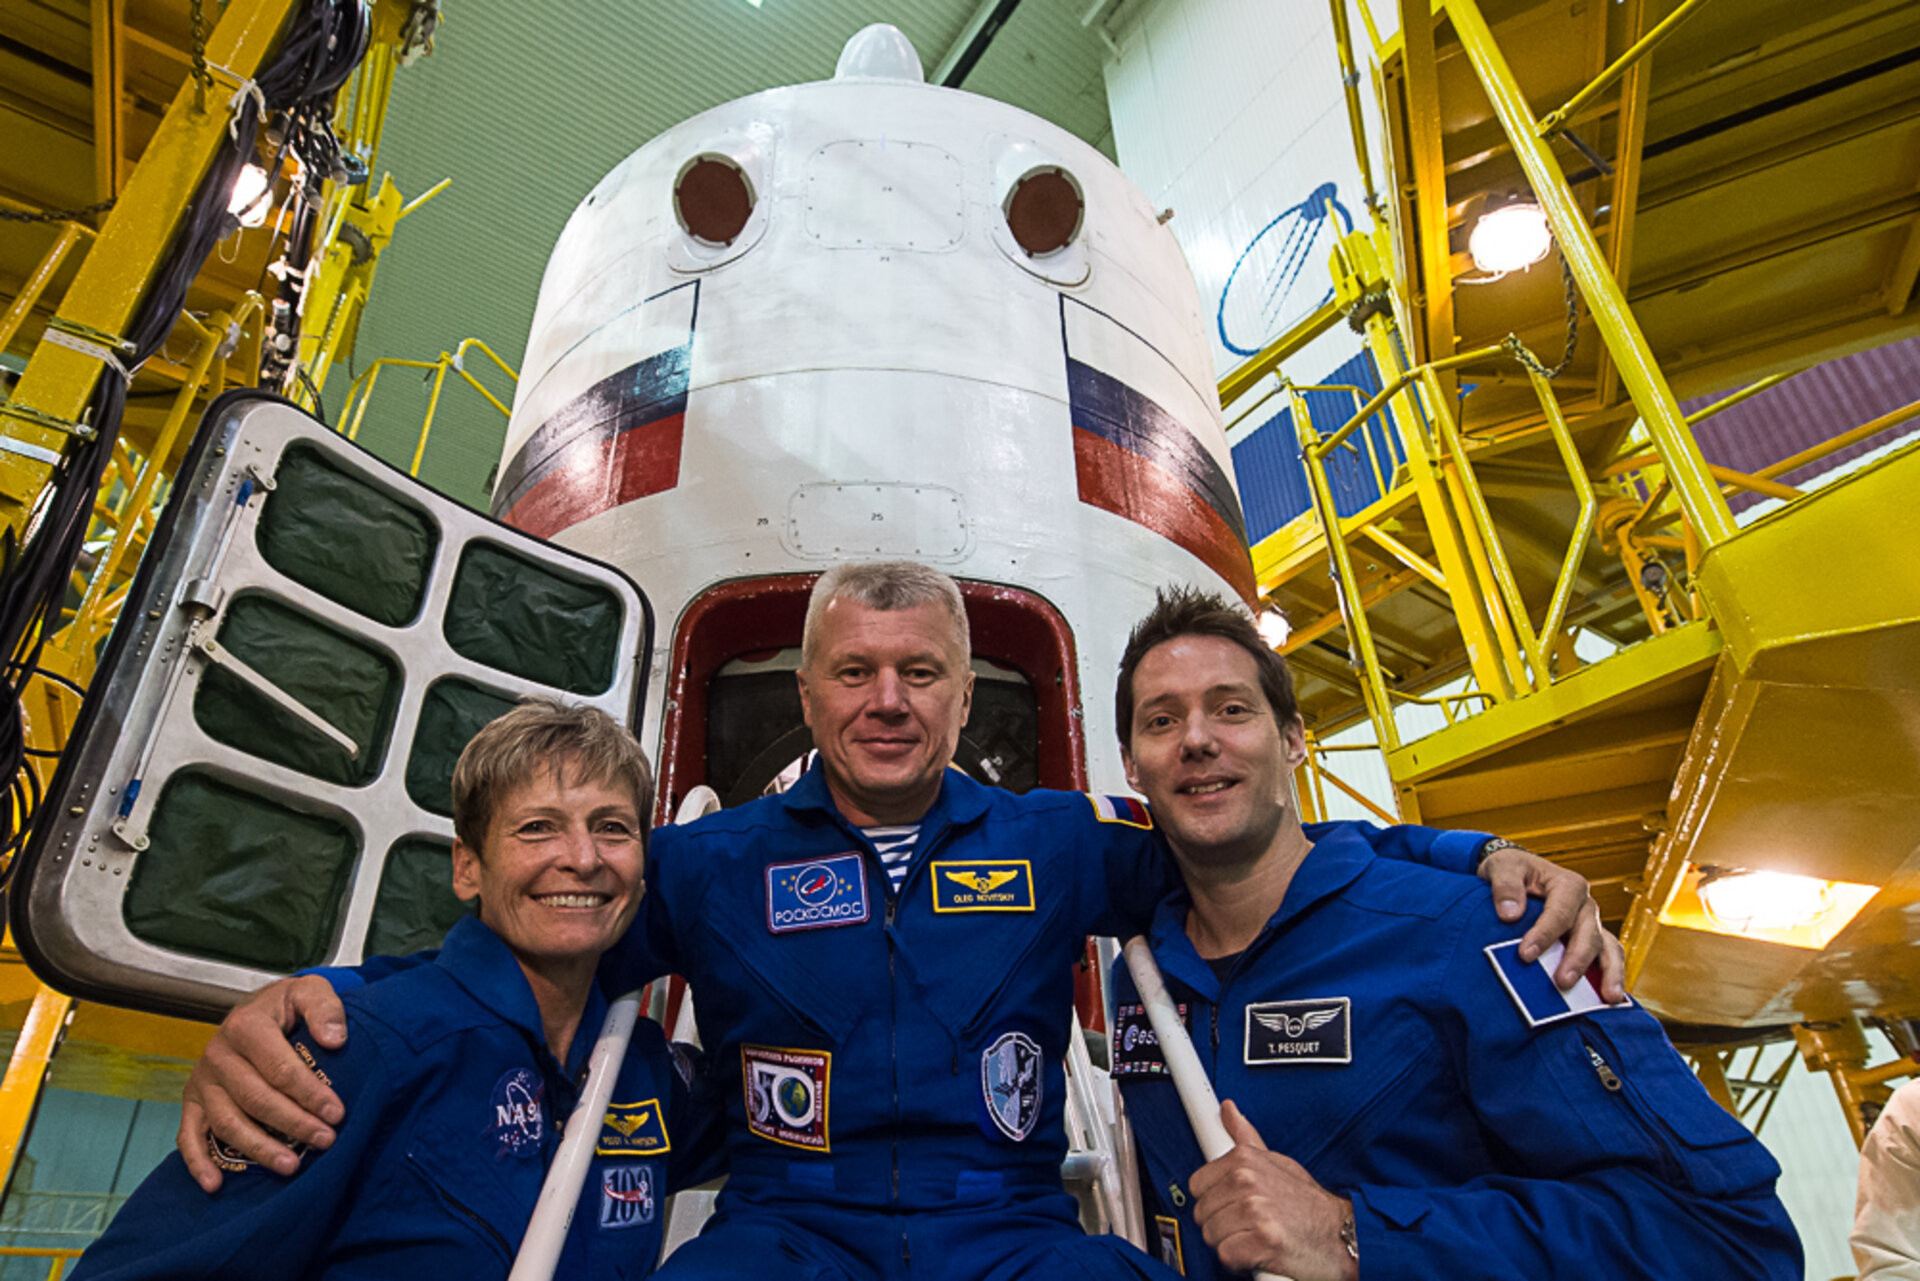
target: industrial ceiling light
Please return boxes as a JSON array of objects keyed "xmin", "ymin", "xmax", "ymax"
[
  {"xmin": 1257, "ymin": 608, "xmax": 1291, "ymax": 648},
  {"xmin": 228, "ymin": 164, "xmax": 273, "ymax": 229},
  {"xmin": 1468, "ymin": 198, "xmax": 1552, "ymax": 277},
  {"xmin": 1698, "ymin": 869, "xmax": 1835, "ymax": 932}
]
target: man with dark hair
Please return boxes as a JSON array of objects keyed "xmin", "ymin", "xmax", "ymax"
[
  {"xmin": 173, "ymin": 564, "xmax": 1619, "ymax": 1280},
  {"xmin": 1109, "ymin": 586, "xmax": 1801, "ymax": 1281}
]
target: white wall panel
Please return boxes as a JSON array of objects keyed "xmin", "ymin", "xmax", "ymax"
[{"xmin": 1103, "ymin": 0, "xmax": 1390, "ymax": 384}]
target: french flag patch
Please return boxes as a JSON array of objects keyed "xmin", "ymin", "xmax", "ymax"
[
  {"xmin": 1089, "ymin": 794, "xmax": 1153, "ymax": 829},
  {"xmin": 1485, "ymin": 939, "xmax": 1630, "ymax": 1028}
]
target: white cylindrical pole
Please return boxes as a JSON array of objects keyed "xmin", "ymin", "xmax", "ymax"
[
  {"xmin": 1121, "ymin": 937, "xmax": 1290, "ymax": 1281},
  {"xmin": 510, "ymin": 785, "xmax": 724, "ymax": 1279},
  {"xmin": 508, "ymin": 991, "xmax": 644, "ymax": 1281}
]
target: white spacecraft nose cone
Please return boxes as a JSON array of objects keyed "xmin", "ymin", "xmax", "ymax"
[{"xmin": 834, "ymin": 23, "xmax": 925, "ymax": 82}]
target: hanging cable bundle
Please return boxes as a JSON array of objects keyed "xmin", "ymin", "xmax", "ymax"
[{"xmin": 0, "ymin": 0, "xmax": 372, "ymax": 878}]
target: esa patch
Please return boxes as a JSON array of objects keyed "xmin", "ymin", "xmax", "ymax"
[
  {"xmin": 1111, "ymin": 1001, "xmax": 1192, "ymax": 1078},
  {"xmin": 766, "ymin": 853, "xmax": 870, "ymax": 934},
  {"xmin": 1243, "ymin": 997, "xmax": 1351, "ymax": 1066},
  {"xmin": 1486, "ymin": 939, "xmax": 1632, "ymax": 1028},
  {"xmin": 489, "ymin": 1066, "xmax": 547, "ymax": 1157},
  {"xmin": 1088, "ymin": 794, "xmax": 1152, "ymax": 829},
  {"xmin": 1154, "ymin": 1216, "xmax": 1186, "ymax": 1274},
  {"xmin": 980, "ymin": 1030, "xmax": 1044, "ymax": 1142},
  {"xmin": 743, "ymin": 1044, "xmax": 831, "ymax": 1152},
  {"xmin": 598, "ymin": 1164, "xmax": 656, "ymax": 1229},
  {"xmin": 596, "ymin": 1099, "xmax": 669, "ymax": 1157},
  {"xmin": 931, "ymin": 860, "xmax": 1034, "ymax": 912}
]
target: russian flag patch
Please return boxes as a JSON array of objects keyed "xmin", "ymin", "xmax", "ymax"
[
  {"xmin": 1089, "ymin": 794, "xmax": 1153, "ymax": 829},
  {"xmin": 1485, "ymin": 939, "xmax": 1630, "ymax": 1028}
]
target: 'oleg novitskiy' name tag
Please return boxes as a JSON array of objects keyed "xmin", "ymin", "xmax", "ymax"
[
  {"xmin": 931, "ymin": 860, "xmax": 1035, "ymax": 912},
  {"xmin": 1243, "ymin": 997, "xmax": 1351, "ymax": 1065}
]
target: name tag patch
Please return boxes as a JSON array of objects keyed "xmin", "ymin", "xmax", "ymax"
[
  {"xmin": 1244, "ymin": 998, "xmax": 1351, "ymax": 1065},
  {"xmin": 766, "ymin": 853, "xmax": 869, "ymax": 933},
  {"xmin": 931, "ymin": 860, "xmax": 1035, "ymax": 912},
  {"xmin": 743, "ymin": 1044, "xmax": 831, "ymax": 1152},
  {"xmin": 599, "ymin": 1165, "xmax": 656, "ymax": 1229},
  {"xmin": 489, "ymin": 1066, "xmax": 547, "ymax": 1157},
  {"xmin": 1089, "ymin": 794, "xmax": 1153, "ymax": 829},
  {"xmin": 1154, "ymin": 1216, "xmax": 1186, "ymax": 1274},
  {"xmin": 1486, "ymin": 939, "xmax": 1631, "ymax": 1028},
  {"xmin": 1111, "ymin": 1001, "xmax": 1192, "ymax": 1078},
  {"xmin": 596, "ymin": 1099, "xmax": 670, "ymax": 1157},
  {"xmin": 980, "ymin": 1030, "xmax": 1044, "ymax": 1142}
]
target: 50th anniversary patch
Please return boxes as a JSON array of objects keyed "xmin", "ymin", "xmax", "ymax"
[
  {"xmin": 743, "ymin": 1044, "xmax": 831, "ymax": 1152},
  {"xmin": 1243, "ymin": 997, "xmax": 1351, "ymax": 1066},
  {"xmin": 766, "ymin": 853, "xmax": 869, "ymax": 933},
  {"xmin": 932, "ymin": 860, "xmax": 1035, "ymax": 912}
]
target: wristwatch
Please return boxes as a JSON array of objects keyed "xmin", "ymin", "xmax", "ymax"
[
  {"xmin": 1476, "ymin": 835, "xmax": 1523, "ymax": 867},
  {"xmin": 1339, "ymin": 1210, "xmax": 1359, "ymax": 1261}
]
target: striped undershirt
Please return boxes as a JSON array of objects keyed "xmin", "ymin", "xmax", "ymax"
[{"xmin": 862, "ymin": 824, "xmax": 921, "ymax": 893}]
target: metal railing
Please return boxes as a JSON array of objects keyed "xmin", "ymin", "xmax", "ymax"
[{"xmin": 337, "ymin": 338, "xmax": 518, "ymax": 477}]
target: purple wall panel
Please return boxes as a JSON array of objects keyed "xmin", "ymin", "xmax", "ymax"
[{"xmin": 1681, "ymin": 333, "xmax": 1920, "ymax": 512}]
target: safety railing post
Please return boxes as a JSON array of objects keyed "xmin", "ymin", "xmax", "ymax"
[{"xmin": 1293, "ymin": 388, "xmax": 1403, "ymax": 752}]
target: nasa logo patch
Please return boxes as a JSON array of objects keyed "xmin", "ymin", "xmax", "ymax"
[
  {"xmin": 766, "ymin": 853, "xmax": 869, "ymax": 934},
  {"xmin": 598, "ymin": 1165, "xmax": 655, "ymax": 1229},
  {"xmin": 596, "ymin": 1099, "xmax": 670, "ymax": 1158},
  {"xmin": 1244, "ymin": 997, "xmax": 1351, "ymax": 1066},
  {"xmin": 489, "ymin": 1066, "xmax": 546, "ymax": 1157},
  {"xmin": 742, "ymin": 1044, "xmax": 831, "ymax": 1152},
  {"xmin": 1111, "ymin": 1001, "xmax": 1192, "ymax": 1078},
  {"xmin": 980, "ymin": 1030, "xmax": 1044, "ymax": 1142},
  {"xmin": 931, "ymin": 860, "xmax": 1034, "ymax": 912}
]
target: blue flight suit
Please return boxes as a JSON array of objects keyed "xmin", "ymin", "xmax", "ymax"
[
  {"xmin": 1109, "ymin": 823, "xmax": 1803, "ymax": 1280},
  {"xmin": 75, "ymin": 916, "xmax": 725, "ymax": 1281},
  {"xmin": 591, "ymin": 765, "xmax": 1493, "ymax": 1281}
]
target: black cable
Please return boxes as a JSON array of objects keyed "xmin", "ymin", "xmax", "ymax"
[{"xmin": 0, "ymin": 0, "xmax": 372, "ymax": 878}]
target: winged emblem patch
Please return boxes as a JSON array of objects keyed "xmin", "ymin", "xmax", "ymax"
[
  {"xmin": 947, "ymin": 869, "xmax": 1018, "ymax": 894},
  {"xmin": 1243, "ymin": 998, "xmax": 1352, "ymax": 1066},
  {"xmin": 1252, "ymin": 1008, "xmax": 1341, "ymax": 1038}
]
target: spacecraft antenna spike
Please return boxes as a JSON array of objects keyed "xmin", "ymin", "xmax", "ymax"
[{"xmin": 834, "ymin": 24, "xmax": 925, "ymax": 82}]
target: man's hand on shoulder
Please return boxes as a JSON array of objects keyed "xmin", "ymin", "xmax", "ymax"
[
  {"xmin": 1477, "ymin": 838, "xmax": 1627, "ymax": 1003},
  {"xmin": 1189, "ymin": 1101, "xmax": 1358, "ymax": 1281},
  {"xmin": 178, "ymin": 975, "xmax": 350, "ymax": 1193}
]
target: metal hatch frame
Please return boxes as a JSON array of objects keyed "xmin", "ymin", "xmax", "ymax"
[{"xmin": 10, "ymin": 390, "xmax": 655, "ymax": 1021}]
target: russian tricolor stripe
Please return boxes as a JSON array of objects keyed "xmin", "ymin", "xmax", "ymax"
[
  {"xmin": 1090, "ymin": 794, "xmax": 1153, "ymax": 829},
  {"xmin": 493, "ymin": 283, "xmax": 696, "ymax": 540},
  {"xmin": 1063, "ymin": 301, "xmax": 1256, "ymax": 602}
]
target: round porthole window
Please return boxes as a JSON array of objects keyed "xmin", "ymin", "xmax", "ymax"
[
  {"xmin": 675, "ymin": 154, "xmax": 756, "ymax": 247},
  {"xmin": 1002, "ymin": 166, "xmax": 1083, "ymax": 258}
]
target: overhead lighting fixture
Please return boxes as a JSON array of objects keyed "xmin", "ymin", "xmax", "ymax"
[
  {"xmin": 1467, "ymin": 199, "xmax": 1552, "ymax": 277},
  {"xmin": 1257, "ymin": 609, "xmax": 1291, "ymax": 649},
  {"xmin": 1660, "ymin": 862, "xmax": 1878, "ymax": 950},
  {"xmin": 1699, "ymin": 869, "xmax": 1835, "ymax": 932},
  {"xmin": 228, "ymin": 164, "xmax": 273, "ymax": 229}
]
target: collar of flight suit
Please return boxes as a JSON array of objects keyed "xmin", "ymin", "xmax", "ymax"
[
  {"xmin": 777, "ymin": 757, "xmax": 995, "ymax": 842},
  {"xmin": 1145, "ymin": 821, "xmax": 1379, "ymax": 1003},
  {"xmin": 435, "ymin": 915, "xmax": 609, "ymax": 1083}
]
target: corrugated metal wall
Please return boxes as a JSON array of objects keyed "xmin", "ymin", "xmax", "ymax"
[
  {"xmin": 1231, "ymin": 346, "xmax": 1400, "ymax": 542},
  {"xmin": 1685, "ymin": 332, "xmax": 1920, "ymax": 513}
]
